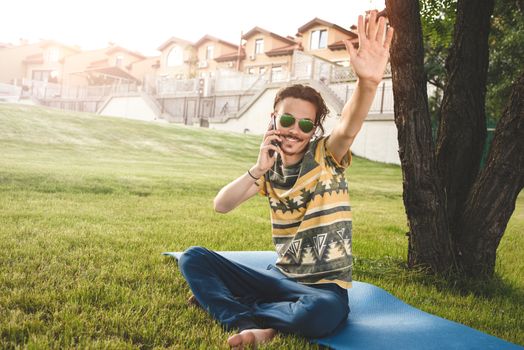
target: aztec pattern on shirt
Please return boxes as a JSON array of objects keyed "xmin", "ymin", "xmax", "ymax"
[{"xmin": 258, "ymin": 137, "xmax": 353, "ymax": 289}]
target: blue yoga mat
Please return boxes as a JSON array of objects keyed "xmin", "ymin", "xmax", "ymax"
[{"xmin": 164, "ymin": 251, "xmax": 523, "ymax": 350}]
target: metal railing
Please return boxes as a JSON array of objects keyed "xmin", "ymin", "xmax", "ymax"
[
  {"xmin": 19, "ymin": 78, "xmax": 138, "ymax": 100},
  {"xmin": 0, "ymin": 83, "xmax": 22, "ymax": 99},
  {"xmin": 157, "ymin": 78, "xmax": 198, "ymax": 96},
  {"xmin": 292, "ymin": 50, "xmax": 391, "ymax": 83}
]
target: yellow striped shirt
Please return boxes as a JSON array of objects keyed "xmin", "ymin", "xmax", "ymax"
[{"xmin": 258, "ymin": 137, "xmax": 353, "ymax": 289}]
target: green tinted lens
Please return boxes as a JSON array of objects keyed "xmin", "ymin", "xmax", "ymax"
[
  {"xmin": 279, "ymin": 114, "xmax": 295, "ymax": 127},
  {"xmin": 298, "ymin": 119, "xmax": 315, "ymax": 133}
]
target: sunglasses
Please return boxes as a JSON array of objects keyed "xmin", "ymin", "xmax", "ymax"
[{"xmin": 277, "ymin": 113, "xmax": 315, "ymax": 133}]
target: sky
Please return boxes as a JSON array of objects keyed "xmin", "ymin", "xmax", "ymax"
[{"xmin": 2, "ymin": 0, "xmax": 384, "ymax": 56}]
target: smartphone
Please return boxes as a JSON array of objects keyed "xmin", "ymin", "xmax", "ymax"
[{"xmin": 269, "ymin": 114, "xmax": 280, "ymax": 157}]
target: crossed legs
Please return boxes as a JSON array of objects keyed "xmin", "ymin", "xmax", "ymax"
[{"xmin": 178, "ymin": 246, "xmax": 349, "ymax": 348}]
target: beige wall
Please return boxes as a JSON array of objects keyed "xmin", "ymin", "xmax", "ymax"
[
  {"xmin": 302, "ymin": 24, "xmax": 352, "ymax": 63},
  {"xmin": 216, "ymin": 61, "xmax": 238, "ymax": 71},
  {"xmin": 159, "ymin": 43, "xmax": 195, "ymax": 79},
  {"xmin": 99, "ymin": 95, "xmax": 159, "ymax": 121},
  {"xmin": 195, "ymin": 40, "xmax": 238, "ymax": 76},
  {"xmin": 106, "ymin": 51, "xmax": 141, "ymax": 68},
  {"xmin": 62, "ymin": 48, "xmax": 144, "ymax": 86},
  {"xmin": 62, "ymin": 48, "xmax": 108, "ymax": 85},
  {"xmin": 243, "ymin": 34, "xmax": 293, "ymax": 75},
  {"xmin": 131, "ymin": 57, "xmax": 159, "ymax": 83},
  {"xmin": 26, "ymin": 45, "xmax": 78, "ymax": 82},
  {"xmin": 0, "ymin": 44, "xmax": 40, "ymax": 84},
  {"xmin": 0, "ymin": 43, "xmax": 81, "ymax": 85},
  {"xmin": 351, "ymin": 118, "xmax": 399, "ymax": 165}
]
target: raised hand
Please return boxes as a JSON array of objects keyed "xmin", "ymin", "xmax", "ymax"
[
  {"xmin": 253, "ymin": 125, "xmax": 281, "ymax": 176},
  {"xmin": 344, "ymin": 10, "xmax": 394, "ymax": 86}
]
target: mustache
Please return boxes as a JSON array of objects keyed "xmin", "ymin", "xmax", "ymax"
[{"xmin": 280, "ymin": 132, "xmax": 303, "ymax": 140}]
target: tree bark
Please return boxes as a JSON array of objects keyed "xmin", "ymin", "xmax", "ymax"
[
  {"xmin": 385, "ymin": 0, "xmax": 455, "ymax": 273},
  {"xmin": 436, "ymin": 0, "xmax": 495, "ymax": 233},
  {"xmin": 457, "ymin": 72, "xmax": 524, "ymax": 276}
]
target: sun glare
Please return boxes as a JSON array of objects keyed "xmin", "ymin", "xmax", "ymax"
[{"xmin": 3, "ymin": 0, "xmax": 384, "ymax": 56}]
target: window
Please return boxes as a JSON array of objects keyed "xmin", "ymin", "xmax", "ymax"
[
  {"xmin": 247, "ymin": 67, "xmax": 256, "ymax": 75},
  {"xmin": 259, "ymin": 67, "xmax": 266, "ymax": 75},
  {"xmin": 32, "ymin": 70, "xmax": 51, "ymax": 82},
  {"xmin": 167, "ymin": 46, "xmax": 183, "ymax": 67},
  {"xmin": 271, "ymin": 66, "xmax": 283, "ymax": 81},
  {"xmin": 310, "ymin": 29, "xmax": 327, "ymax": 50},
  {"xmin": 206, "ymin": 45, "xmax": 214, "ymax": 60},
  {"xmin": 254, "ymin": 39, "xmax": 264, "ymax": 54},
  {"xmin": 115, "ymin": 55, "xmax": 124, "ymax": 67},
  {"xmin": 44, "ymin": 48, "xmax": 60, "ymax": 63}
]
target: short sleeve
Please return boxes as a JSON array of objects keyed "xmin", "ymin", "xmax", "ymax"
[
  {"xmin": 315, "ymin": 137, "xmax": 352, "ymax": 173},
  {"xmin": 326, "ymin": 146, "xmax": 352, "ymax": 171}
]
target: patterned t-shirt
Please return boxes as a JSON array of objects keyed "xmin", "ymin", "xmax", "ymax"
[{"xmin": 257, "ymin": 136, "xmax": 353, "ymax": 289}]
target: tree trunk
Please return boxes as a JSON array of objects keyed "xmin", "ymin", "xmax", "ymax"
[
  {"xmin": 385, "ymin": 0, "xmax": 455, "ymax": 273},
  {"xmin": 457, "ymin": 72, "xmax": 524, "ymax": 276},
  {"xmin": 435, "ymin": 0, "xmax": 494, "ymax": 233}
]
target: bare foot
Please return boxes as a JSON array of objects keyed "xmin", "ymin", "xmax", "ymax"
[{"xmin": 227, "ymin": 328, "xmax": 276, "ymax": 349}]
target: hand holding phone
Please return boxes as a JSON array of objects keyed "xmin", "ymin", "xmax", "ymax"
[{"xmin": 269, "ymin": 115, "xmax": 280, "ymax": 157}]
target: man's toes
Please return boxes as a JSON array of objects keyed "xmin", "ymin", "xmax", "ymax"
[{"xmin": 227, "ymin": 333, "xmax": 244, "ymax": 348}]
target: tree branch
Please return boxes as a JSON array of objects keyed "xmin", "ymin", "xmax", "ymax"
[
  {"xmin": 435, "ymin": 0, "xmax": 495, "ymax": 233},
  {"xmin": 457, "ymin": 71, "xmax": 524, "ymax": 276}
]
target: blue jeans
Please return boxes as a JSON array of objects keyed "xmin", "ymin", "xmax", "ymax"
[{"xmin": 178, "ymin": 246, "xmax": 350, "ymax": 338}]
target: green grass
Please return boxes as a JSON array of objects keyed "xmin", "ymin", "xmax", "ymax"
[{"xmin": 0, "ymin": 103, "xmax": 522, "ymax": 349}]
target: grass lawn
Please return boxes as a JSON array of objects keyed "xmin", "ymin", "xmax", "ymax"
[{"xmin": 0, "ymin": 103, "xmax": 522, "ymax": 349}]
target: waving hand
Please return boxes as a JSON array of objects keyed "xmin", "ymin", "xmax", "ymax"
[{"xmin": 344, "ymin": 11, "xmax": 394, "ymax": 85}]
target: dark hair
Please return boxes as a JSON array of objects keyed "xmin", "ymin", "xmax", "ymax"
[{"xmin": 273, "ymin": 84, "xmax": 330, "ymax": 138}]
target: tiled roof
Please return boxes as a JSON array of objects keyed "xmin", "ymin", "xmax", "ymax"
[
  {"xmin": 157, "ymin": 37, "xmax": 193, "ymax": 51},
  {"xmin": 214, "ymin": 48, "xmax": 246, "ymax": 62},
  {"xmin": 242, "ymin": 27, "xmax": 295, "ymax": 45},
  {"xmin": 297, "ymin": 18, "xmax": 356, "ymax": 37},
  {"xmin": 328, "ymin": 38, "xmax": 359, "ymax": 51},
  {"xmin": 194, "ymin": 35, "xmax": 238, "ymax": 49},
  {"xmin": 84, "ymin": 66, "xmax": 139, "ymax": 82},
  {"xmin": 88, "ymin": 59, "xmax": 109, "ymax": 68},
  {"xmin": 23, "ymin": 53, "xmax": 43, "ymax": 64},
  {"xmin": 265, "ymin": 43, "xmax": 302, "ymax": 57}
]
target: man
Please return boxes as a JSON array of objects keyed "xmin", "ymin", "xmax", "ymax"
[{"xmin": 179, "ymin": 11, "xmax": 394, "ymax": 348}]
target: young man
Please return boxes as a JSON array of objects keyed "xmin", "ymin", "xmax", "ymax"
[{"xmin": 179, "ymin": 11, "xmax": 393, "ymax": 349}]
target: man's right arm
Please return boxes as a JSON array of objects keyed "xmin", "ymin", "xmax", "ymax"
[
  {"xmin": 213, "ymin": 170, "xmax": 261, "ymax": 213},
  {"xmin": 213, "ymin": 128, "xmax": 281, "ymax": 213}
]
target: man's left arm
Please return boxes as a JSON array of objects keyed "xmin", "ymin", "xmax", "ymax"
[{"xmin": 327, "ymin": 10, "xmax": 394, "ymax": 163}]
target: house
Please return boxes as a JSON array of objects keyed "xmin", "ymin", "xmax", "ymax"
[
  {"xmin": 0, "ymin": 40, "xmax": 80, "ymax": 85},
  {"xmin": 62, "ymin": 44, "xmax": 146, "ymax": 86},
  {"xmin": 297, "ymin": 18, "xmax": 358, "ymax": 67},
  {"xmin": 241, "ymin": 27, "xmax": 301, "ymax": 81},
  {"xmin": 157, "ymin": 37, "xmax": 196, "ymax": 79},
  {"xmin": 193, "ymin": 35, "xmax": 241, "ymax": 76},
  {"xmin": 214, "ymin": 47, "xmax": 245, "ymax": 73},
  {"xmin": 131, "ymin": 56, "xmax": 160, "ymax": 91}
]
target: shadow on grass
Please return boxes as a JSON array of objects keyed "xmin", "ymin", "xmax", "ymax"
[{"xmin": 354, "ymin": 255, "xmax": 524, "ymax": 303}]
